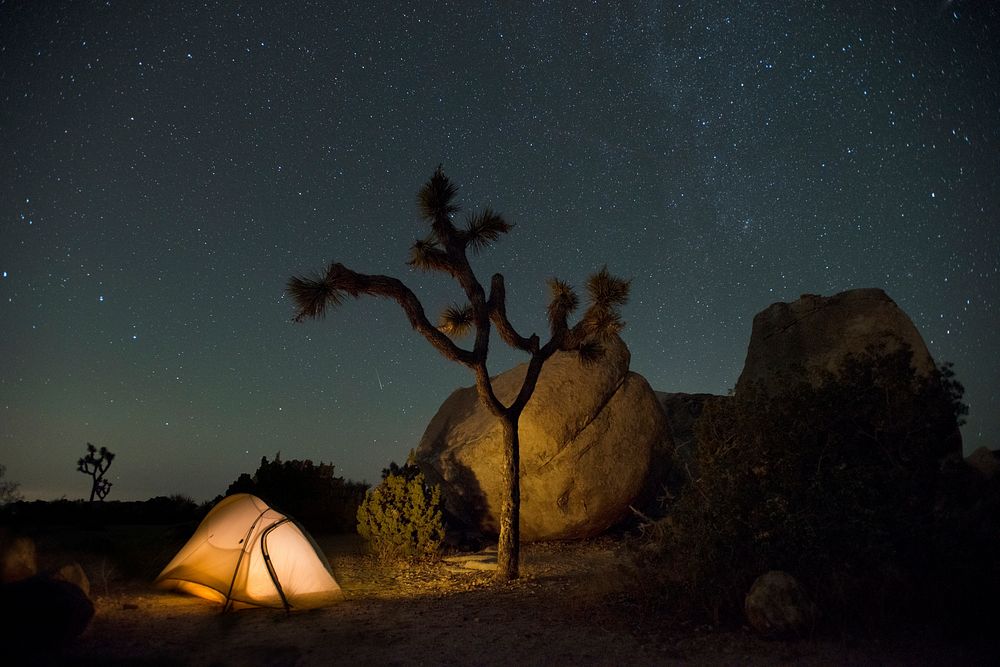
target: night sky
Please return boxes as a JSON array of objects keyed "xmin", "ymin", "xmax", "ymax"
[{"xmin": 2, "ymin": 1, "xmax": 997, "ymax": 502}]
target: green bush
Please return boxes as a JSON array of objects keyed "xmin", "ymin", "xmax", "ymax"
[
  {"xmin": 356, "ymin": 471, "xmax": 445, "ymax": 561},
  {"xmin": 639, "ymin": 342, "xmax": 968, "ymax": 630}
]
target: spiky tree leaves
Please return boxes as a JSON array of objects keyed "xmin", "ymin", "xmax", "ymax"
[
  {"xmin": 543, "ymin": 267, "xmax": 630, "ymax": 350},
  {"xmin": 287, "ymin": 267, "xmax": 345, "ymax": 322},
  {"xmin": 546, "ymin": 278, "xmax": 579, "ymax": 329},
  {"xmin": 463, "ymin": 208, "xmax": 512, "ymax": 254},
  {"xmin": 408, "ymin": 235, "xmax": 454, "ymax": 273},
  {"xmin": 582, "ymin": 306, "xmax": 625, "ymax": 340},
  {"xmin": 587, "ymin": 265, "xmax": 631, "ymax": 309},
  {"xmin": 417, "ymin": 165, "xmax": 460, "ymax": 224},
  {"xmin": 579, "ymin": 265, "xmax": 630, "ymax": 341},
  {"xmin": 438, "ymin": 303, "xmax": 475, "ymax": 337},
  {"xmin": 288, "ymin": 167, "xmax": 629, "ymax": 581}
]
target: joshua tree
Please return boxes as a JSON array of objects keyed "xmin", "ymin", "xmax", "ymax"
[
  {"xmin": 287, "ymin": 167, "xmax": 629, "ymax": 580},
  {"xmin": 77, "ymin": 443, "xmax": 115, "ymax": 502}
]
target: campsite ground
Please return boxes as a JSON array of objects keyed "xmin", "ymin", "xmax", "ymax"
[{"xmin": 19, "ymin": 531, "xmax": 1000, "ymax": 665}]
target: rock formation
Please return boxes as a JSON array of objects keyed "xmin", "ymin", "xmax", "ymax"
[
  {"xmin": 0, "ymin": 533, "xmax": 37, "ymax": 584},
  {"xmin": 0, "ymin": 531, "xmax": 94, "ymax": 649},
  {"xmin": 966, "ymin": 446, "xmax": 1000, "ymax": 479},
  {"xmin": 414, "ymin": 335, "xmax": 668, "ymax": 541},
  {"xmin": 53, "ymin": 562, "xmax": 91, "ymax": 598},
  {"xmin": 643, "ymin": 288, "xmax": 957, "ymax": 514},
  {"xmin": 736, "ymin": 288, "xmax": 937, "ymax": 395},
  {"xmin": 0, "ymin": 576, "xmax": 95, "ymax": 647},
  {"xmin": 745, "ymin": 570, "xmax": 818, "ymax": 638}
]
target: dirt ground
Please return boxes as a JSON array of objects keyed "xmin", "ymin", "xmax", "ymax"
[{"xmin": 21, "ymin": 535, "xmax": 1000, "ymax": 666}]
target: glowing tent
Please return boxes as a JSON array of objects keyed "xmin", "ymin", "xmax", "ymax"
[{"xmin": 155, "ymin": 493, "xmax": 343, "ymax": 610}]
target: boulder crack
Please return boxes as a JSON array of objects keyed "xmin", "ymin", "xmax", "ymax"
[{"xmin": 535, "ymin": 373, "xmax": 628, "ymax": 471}]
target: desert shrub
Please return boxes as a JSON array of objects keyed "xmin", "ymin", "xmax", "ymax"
[
  {"xmin": 356, "ymin": 470, "xmax": 445, "ymax": 561},
  {"xmin": 923, "ymin": 455, "xmax": 1000, "ymax": 636},
  {"xmin": 640, "ymin": 343, "xmax": 968, "ymax": 630},
  {"xmin": 224, "ymin": 454, "xmax": 367, "ymax": 534}
]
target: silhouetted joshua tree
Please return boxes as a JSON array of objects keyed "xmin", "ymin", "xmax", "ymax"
[
  {"xmin": 287, "ymin": 167, "xmax": 629, "ymax": 581},
  {"xmin": 77, "ymin": 443, "xmax": 115, "ymax": 502}
]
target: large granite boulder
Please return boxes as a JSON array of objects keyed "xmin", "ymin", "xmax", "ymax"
[
  {"xmin": 736, "ymin": 288, "xmax": 937, "ymax": 395},
  {"xmin": 414, "ymin": 335, "xmax": 668, "ymax": 541}
]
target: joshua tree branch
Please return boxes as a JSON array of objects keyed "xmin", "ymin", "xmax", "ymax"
[
  {"xmin": 290, "ymin": 263, "xmax": 476, "ymax": 366},
  {"xmin": 509, "ymin": 349, "xmax": 558, "ymax": 416},
  {"xmin": 442, "ymin": 241, "xmax": 494, "ymax": 364},
  {"xmin": 488, "ymin": 274, "xmax": 537, "ymax": 352},
  {"xmin": 472, "ymin": 363, "xmax": 506, "ymax": 417}
]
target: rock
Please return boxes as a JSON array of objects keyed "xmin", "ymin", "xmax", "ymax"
[
  {"xmin": 736, "ymin": 288, "xmax": 937, "ymax": 395},
  {"xmin": 0, "ymin": 533, "xmax": 37, "ymax": 584},
  {"xmin": 415, "ymin": 335, "xmax": 668, "ymax": 541},
  {"xmin": 745, "ymin": 571, "xmax": 817, "ymax": 638},
  {"xmin": 52, "ymin": 562, "xmax": 91, "ymax": 598},
  {"xmin": 966, "ymin": 446, "xmax": 1000, "ymax": 479},
  {"xmin": 735, "ymin": 288, "xmax": 962, "ymax": 456},
  {"xmin": 0, "ymin": 575, "xmax": 95, "ymax": 648}
]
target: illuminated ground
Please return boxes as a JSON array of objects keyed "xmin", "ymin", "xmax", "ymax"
[{"xmin": 26, "ymin": 536, "xmax": 999, "ymax": 665}]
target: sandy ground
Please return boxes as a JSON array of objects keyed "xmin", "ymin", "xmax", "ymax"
[{"xmin": 23, "ymin": 536, "xmax": 1000, "ymax": 666}]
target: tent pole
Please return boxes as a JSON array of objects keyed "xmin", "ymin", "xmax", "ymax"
[
  {"xmin": 223, "ymin": 506, "xmax": 269, "ymax": 613},
  {"xmin": 261, "ymin": 518, "xmax": 292, "ymax": 612}
]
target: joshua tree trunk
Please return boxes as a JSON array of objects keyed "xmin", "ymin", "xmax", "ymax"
[{"xmin": 497, "ymin": 414, "xmax": 521, "ymax": 580}]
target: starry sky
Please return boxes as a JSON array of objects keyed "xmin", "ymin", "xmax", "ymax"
[{"xmin": 2, "ymin": 1, "xmax": 997, "ymax": 502}]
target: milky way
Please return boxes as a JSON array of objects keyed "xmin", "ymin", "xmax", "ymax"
[{"xmin": 2, "ymin": 1, "xmax": 997, "ymax": 501}]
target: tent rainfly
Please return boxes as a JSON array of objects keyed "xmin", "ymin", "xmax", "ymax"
[{"xmin": 155, "ymin": 493, "xmax": 343, "ymax": 611}]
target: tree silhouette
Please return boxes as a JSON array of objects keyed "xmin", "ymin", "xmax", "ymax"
[
  {"xmin": 77, "ymin": 443, "xmax": 115, "ymax": 502},
  {"xmin": 288, "ymin": 167, "xmax": 629, "ymax": 580},
  {"xmin": 0, "ymin": 463, "xmax": 23, "ymax": 506},
  {"xmin": 223, "ymin": 453, "xmax": 367, "ymax": 533}
]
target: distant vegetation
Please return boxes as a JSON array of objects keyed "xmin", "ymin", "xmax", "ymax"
[
  {"xmin": 0, "ymin": 464, "xmax": 22, "ymax": 506},
  {"xmin": 224, "ymin": 453, "xmax": 367, "ymax": 534},
  {"xmin": 637, "ymin": 344, "xmax": 998, "ymax": 634},
  {"xmin": 1, "ymin": 454, "xmax": 367, "ymax": 535},
  {"xmin": 0, "ymin": 494, "xmax": 204, "ymax": 527}
]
